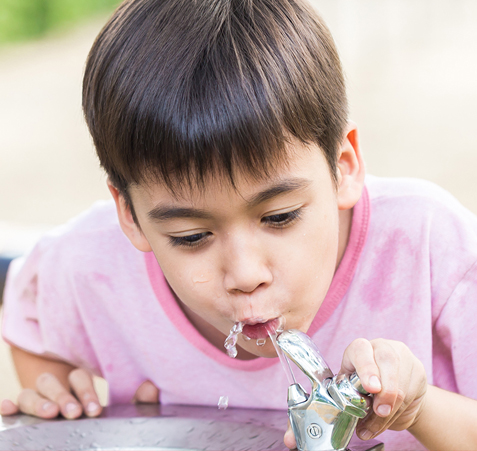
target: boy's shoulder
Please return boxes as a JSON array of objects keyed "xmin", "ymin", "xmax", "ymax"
[
  {"xmin": 365, "ymin": 174, "xmax": 476, "ymax": 225},
  {"xmin": 44, "ymin": 199, "xmax": 120, "ymax": 240},
  {"xmin": 366, "ymin": 174, "xmax": 460, "ymax": 205},
  {"xmin": 362, "ymin": 175, "xmax": 477, "ymax": 315},
  {"xmin": 33, "ymin": 200, "xmax": 135, "ymax": 265},
  {"xmin": 364, "ymin": 174, "xmax": 477, "ymax": 271}
]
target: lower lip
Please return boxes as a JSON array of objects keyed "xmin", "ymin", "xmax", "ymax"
[{"xmin": 242, "ymin": 318, "xmax": 280, "ymax": 339}]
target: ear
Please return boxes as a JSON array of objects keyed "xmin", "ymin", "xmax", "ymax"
[
  {"xmin": 107, "ymin": 179, "xmax": 152, "ymax": 252},
  {"xmin": 336, "ymin": 121, "xmax": 365, "ymax": 210}
]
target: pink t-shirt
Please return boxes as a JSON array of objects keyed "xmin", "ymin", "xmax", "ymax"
[{"xmin": 3, "ymin": 175, "xmax": 477, "ymax": 450}]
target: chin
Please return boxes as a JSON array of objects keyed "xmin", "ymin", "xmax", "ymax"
[{"xmin": 240, "ymin": 341, "xmax": 278, "ymax": 359}]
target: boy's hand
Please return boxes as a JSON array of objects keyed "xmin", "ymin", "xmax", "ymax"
[
  {"xmin": 341, "ymin": 338, "xmax": 428, "ymax": 441},
  {"xmin": 282, "ymin": 338, "xmax": 428, "ymax": 449},
  {"xmin": 0, "ymin": 369, "xmax": 102, "ymax": 419},
  {"xmin": 1, "ymin": 374, "xmax": 160, "ymax": 420}
]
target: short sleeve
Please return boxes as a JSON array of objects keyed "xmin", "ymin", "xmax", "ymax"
[
  {"xmin": 433, "ymin": 260, "xmax": 477, "ymax": 399},
  {"xmin": 1, "ymin": 233, "xmax": 102, "ymax": 375}
]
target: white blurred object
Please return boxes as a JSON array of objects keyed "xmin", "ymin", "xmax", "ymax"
[
  {"xmin": 217, "ymin": 396, "xmax": 229, "ymax": 410},
  {"xmin": 0, "ymin": 221, "xmax": 51, "ymax": 257}
]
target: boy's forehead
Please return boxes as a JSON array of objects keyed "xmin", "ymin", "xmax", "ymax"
[
  {"xmin": 132, "ymin": 145, "xmax": 326, "ymax": 209},
  {"xmin": 137, "ymin": 173, "xmax": 308, "ymax": 206}
]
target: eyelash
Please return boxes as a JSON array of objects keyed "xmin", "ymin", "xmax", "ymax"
[
  {"xmin": 168, "ymin": 208, "xmax": 303, "ymax": 248},
  {"xmin": 168, "ymin": 232, "xmax": 211, "ymax": 249},
  {"xmin": 261, "ymin": 208, "xmax": 302, "ymax": 228}
]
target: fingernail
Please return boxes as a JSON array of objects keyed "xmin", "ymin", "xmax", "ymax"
[
  {"xmin": 359, "ymin": 429, "xmax": 372, "ymax": 440},
  {"xmin": 65, "ymin": 402, "xmax": 79, "ymax": 414},
  {"xmin": 86, "ymin": 402, "xmax": 99, "ymax": 413},
  {"xmin": 42, "ymin": 401, "xmax": 54, "ymax": 411},
  {"xmin": 368, "ymin": 375, "xmax": 381, "ymax": 390},
  {"xmin": 377, "ymin": 404, "xmax": 392, "ymax": 416}
]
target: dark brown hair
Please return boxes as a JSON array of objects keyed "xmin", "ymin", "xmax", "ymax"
[{"xmin": 83, "ymin": 0, "xmax": 347, "ymax": 202}]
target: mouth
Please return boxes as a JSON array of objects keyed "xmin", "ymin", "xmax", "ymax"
[{"xmin": 242, "ymin": 318, "xmax": 281, "ymax": 340}]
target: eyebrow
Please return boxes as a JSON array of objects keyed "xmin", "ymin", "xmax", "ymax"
[
  {"xmin": 148, "ymin": 206, "xmax": 213, "ymax": 221},
  {"xmin": 147, "ymin": 177, "xmax": 311, "ymax": 222},
  {"xmin": 246, "ymin": 177, "xmax": 311, "ymax": 208}
]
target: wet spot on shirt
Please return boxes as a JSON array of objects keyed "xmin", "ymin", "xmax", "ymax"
[
  {"xmin": 91, "ymin": 272, "xmax": 114, "ymax": 291},
  {"xmin": 359, "ymin": 228, "xmax": 416, "ymax": 312}
]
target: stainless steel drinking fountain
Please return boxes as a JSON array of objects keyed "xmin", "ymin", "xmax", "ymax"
[
  {"xmin": 0, "ymin": 403, "xmax": 289, "ymax": 451},
  {"xmin": 277, "ymin": 329, "xmax": 384, "ymax": 451},
  {"xmin": 0, "ymin": 401, "xmax": 383, "ymax": 451}
]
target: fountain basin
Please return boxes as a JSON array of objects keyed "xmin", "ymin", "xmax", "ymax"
[
  {"xmin": 0, "ymin": 403, "xmax": 288, "ymax": 451},
  {"xmin": 0, "ymin": 403, "xmax": 383, "ymax": 450}
]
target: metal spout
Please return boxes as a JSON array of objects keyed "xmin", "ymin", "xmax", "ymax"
[
  {"xmin": 277, "ymin": 330, "xmax": 373, "ymax": 451},
  {"xmin": 287, "ymin": 383, "xmax": 308, "ymax": 407},
  {"xmin": 276, "ymin": 329, "xmax": 333, "ymax": 388}
]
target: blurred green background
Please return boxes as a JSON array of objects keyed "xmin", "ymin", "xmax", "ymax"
[{"xmin": 0, "ymin": 0, "xmax": 119, "ymax": 44}]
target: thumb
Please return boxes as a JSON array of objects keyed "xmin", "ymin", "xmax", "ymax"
[
  {"xmin": 284, "ymin": 419, "xmax": 297, "ymax": 450},
  {"xmin": 133, "ymin": 380, "xmax": 160, "ymax": 404}
]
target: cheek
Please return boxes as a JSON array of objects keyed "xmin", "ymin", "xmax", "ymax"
[
  {"xmin": 155, "ymin": 252, "xmax": 224, "ymax": 311},
  {"xmin": 280, "ymin": 210, "xmax": 339, "ymax": 307}
]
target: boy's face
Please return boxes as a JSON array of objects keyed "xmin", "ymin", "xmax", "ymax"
[{"xmin": 113, "ymin": 131, "xmax": 363, "ymax": 358}]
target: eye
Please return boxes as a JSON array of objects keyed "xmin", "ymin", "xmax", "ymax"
[
  {"xmin": 169, "ymin": 232, "xmax": 211, "ymax": 248},
  {"xmin": 262, "ymin": 208, "xmax": 302, "ymax": 228}
]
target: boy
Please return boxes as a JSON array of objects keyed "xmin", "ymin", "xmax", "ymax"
[{"xmin": 2, "ymin": 0, "xmax": 477, "ymax": 450}]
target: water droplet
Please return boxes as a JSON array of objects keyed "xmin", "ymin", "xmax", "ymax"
[
  {"xmin": 224, "ymin": 321, "xmax": 243, "ymax": 358},
  {"xmin": 275, "ymin": 316, "xmax": 286, "ymax": 334},
  {"xmin": 192, "ymin": 273, "xmax": 209, "ymax": 283},
  {"xmin": 217, "ymin": 395, "xmax": 229, "ymax": 410},
  {"xmin": 243, "ymin": 334, "xmax": 251, "ymax": 341},
  {"xmin": 256, "ymin": 338, "xmax": 267, "ymax": 346}
]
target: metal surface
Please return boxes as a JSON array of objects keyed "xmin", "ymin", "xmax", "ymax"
[
  {"xmin": 276, "ymin": 329, "xmax": 333, "ymax": 387},
  {"xmin": 349, "ymin": 373, "xmax": 369, "ymax": 396},
  {"xmin": 0, "ymin": 404, "xmax": 288, "ymax": 451},
  {"xmin": 0, "ymin": 403, "xmax": 383, "ymax": 451},
  {"xmin": 328, "ymin": 374, "xmax": 371, "ymax": 419},
  {"xmin": 277, "ymin": 330, "xmax": 379, "ymax": 451}
]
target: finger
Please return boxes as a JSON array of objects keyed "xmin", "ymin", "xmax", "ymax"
[
  {"xmin": 17, "ymin": 388, "xmax": 60, "ymax": 419},
  {"xmin": 370, "ymin": 340, "xmax": 405, "ymax": 418},
  {"xmin": 357, "ymin": 341, "xmax": 410, "ymax": 440},
  {"xmin": 134, "ymin": 380, "xmax": 160, "ymax": 404},
  {"xmin": 357, "ymin": 398, "xmax": 405, "ymax": 442},
  {"xmin": 68, "ymin": 369, "xmax": 102, "ymax": 417},
  {"xmin": 340, "ymin": 338, "xmax": 382, "ymax": 394},
  {"xmin": 1, "ymin": 399, "xmax": 20, "ymax": 416},
  {"xmin": 283, "ymin": 419, "xmax": 297, "ymax": 450},
  {"xmin": 36, "ymin": 372, "xmax": 82, "ymax": 419}
]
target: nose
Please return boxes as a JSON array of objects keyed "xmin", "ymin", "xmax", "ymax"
[{"xmin": 222, "ymin": 234, "xmax": 273, "ymax": 294}]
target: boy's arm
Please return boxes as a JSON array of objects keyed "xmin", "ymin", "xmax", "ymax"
[
  {"xmin": 1, "ymin": 345, "xmax": 102, "ymax": 419},
  {"xmin": 408, "ymin": 384, "xmax": 477, "ymax": 450},
  {"xmin": 12, "ymin": 345, "xmax": 76, "ymax": 389}
]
